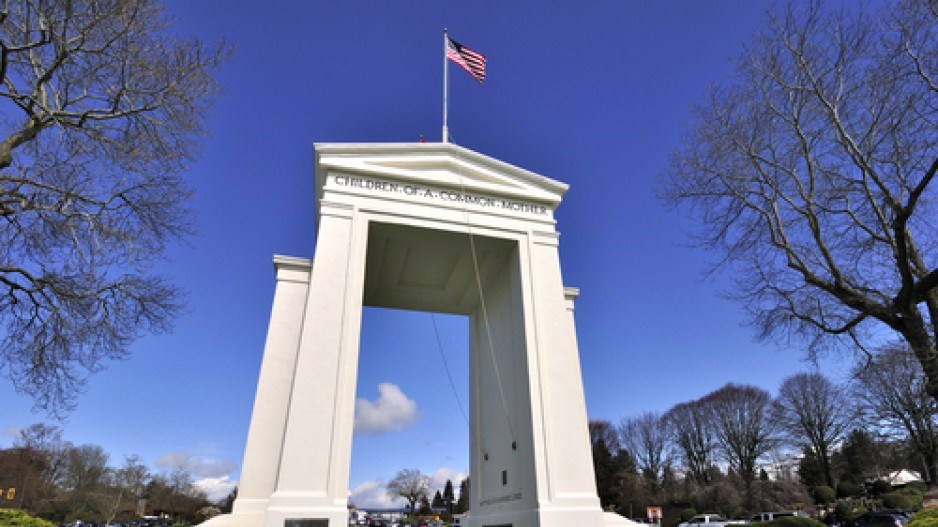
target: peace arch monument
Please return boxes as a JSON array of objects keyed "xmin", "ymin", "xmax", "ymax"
[{"xmin": 207, "ymin": 143, "xmax": 629, "ymax": 527}]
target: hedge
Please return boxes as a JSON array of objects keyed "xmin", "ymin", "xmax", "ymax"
[
  {"xmin": 911, "ymin": 508, "xmax": 938, "ymax": 521},
  {"xmin": 0, "ymin": 509, "xmax": 55, "ymax": 527},
  {"xmin": 908, "ymin": 507, "xmax": 938, "ymax": 527},
  {"xmin": 759, "ymin": 516, "xmax": 827, "ymax": 527}
]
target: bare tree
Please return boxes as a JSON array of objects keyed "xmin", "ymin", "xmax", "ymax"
[
  {"xmin": 0, "ymin": 0, "xmax": 228, "ymax": 416},
  {"xmin": 147, "ymin": 471, "xmax": 207, "ymax": 523},
  {"xmin": 386, "ymin": 468, "xmax": 430, "ymax": 519},
  {"xmin": 748, "ymin": 479, "xmax": 812, "ymax": 516},
  {"xmin": 664, "ymin": 400, "xmax": 717, "ymax": 485},
  {"xmin": 13, "ymin": 423, "xmax": 64, "ymax": 452},
  {"xmin": 12, "ymin": 423, "xmax": 68, "ymax": 511},
  {"xmin": 697, "ymin": 481, "xmax": 743, "ymax": 519},
  {"xmin": 853, "ymin": 345, "xmax": 938, "ymax": 481},
  {"xmin": 773, "ymin": 372, "xmax": 854, "ymax": 487},
  {"xmin": 61, "ymin": 443, "xmax": 110, "ymax": 519},
  {"xmin": 661, "ymin": 2, "xmax": 938, "ymax": 396},
  {"xmin": 703, "ymin": 383, "xmax": 778, "ymax": 491},
  {"xmin": 590, "ymin": 419, "xmax": 620, "ymax": 453},
  {"xmin": 106, "ymin": 454, "xmax": 149, "ymax": 523},
  {"xmin": 619, "ymin": 411, "xmax": 670, "ymax": 490},
  {"xmin": 167, "ymin": 467, "xmax": 202, "ymax": 520}
]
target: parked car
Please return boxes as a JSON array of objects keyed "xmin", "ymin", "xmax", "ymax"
[
  {"xmin": 679, "ymin": 514, "xmax": 735, "ymax": 527},
  {"xmin": 854, "ymin": 511, "xmax": 907, "ymax": 527},
  {"xmin": 752, "ymin": 511, "xmax": 810, "ymax": 523},
  {"xmin": 878, "ymin": 510, "xmax": 911, "ymax": 522}
]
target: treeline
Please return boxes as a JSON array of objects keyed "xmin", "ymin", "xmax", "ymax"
[
  {"xmin": 0, "ymin": 424, "xmax": 226, "ymax": 524},
  {"xmin": 591, "ymin": 346, "xmax": 938, "ymax": 522},
  {"xmin": 377, "ymin": 468, "xmax": 469, "ymax": 520}
]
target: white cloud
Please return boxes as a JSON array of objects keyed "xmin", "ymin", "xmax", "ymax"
[
  {"xmin": 155, "ymin": 450, "xmax": 238, "ymax": 478},
  {"xmin": 429, "ymin": 467, "xmax": 468, "ymax": 492},
  {"xmin": 193, "ymin": 475, "xmax": 238, "ymax": 503},
  {"xmin": 349, "ymin": 479, "xmax": 402, "ymax": 510},
  {"xmin": 354, "ymin": 383, "xmax": 417, "ymax": 435},
  {"xmin": 2, "ymin": 426, "xmax": 21, "ymax": 445},
  {"xmin": 349, "ymin": 466, "xmax": 467, "ymax": 510}
]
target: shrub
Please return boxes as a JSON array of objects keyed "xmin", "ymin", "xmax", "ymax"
[
  {"xmin": 697, "ymin": 481, "xmax": 742, "ymax": 518},
  {"xmin": 911, "ymin": 508, "xmax": 938, "ymax": 521},
  {"xmin": 812, "ymin": 485, "xmax": 836, "ymax": 504},
  {"xmin": 907, "ymin": 517, "xmax": 938, "ymax": 527},
  {"xmin": 883, "ymin": 490, "xmax": 917, "ymax": 510},
  {"xmin": 837, "ymin": 481, "xmax": 862, "ymax": 498},
  {"xmin": 763, "ymin": 517, "xmax": 827, "ymax": 527},
  {"xmin": 883, "ymin": 488, "xmax": 923, "ymax": 510},
  {"xmin": 906, "ymin": 481, "xmax": 929, "ymax": 494},
  {"xmin": 871, "ymin": 480, "xmax": 893, "ymax": 496},
  {"xmin": 749, "ymin": 481, "xmax": 813, "ymax": 517},
  {"xmin": 0, "ymin": 509, "xmax": 55, "ymax": 527},
  {"xmin": 833, "ymin": 501, "xmax": 856, "ymax": 521}
]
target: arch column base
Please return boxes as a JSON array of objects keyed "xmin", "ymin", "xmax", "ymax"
[{"xmin": 465, "ymin": 507, "xmax": 609, "ymax": 527}]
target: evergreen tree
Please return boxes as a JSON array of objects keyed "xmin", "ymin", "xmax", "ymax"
[
  {"xmin": 219, "ymin": 486, "xmax": 237, "ymax": 513},
  {"xmin": 419, "ymin": 495, "xmax": 432, "ymax": 515},
  {"xmin": 456, "ymin": 477, "xmax": 470, "ymax": 514},
  {"xmin": 431, "ymin": 490, "xmax": 444, "ymax": 509},
  {"xmin": 443, "ymin": 479, "xmax": 455, "ymax": 515},
  {"xmin": 798, "ymin": 447, "xmax": 825, "ymax": 487},
  {"xmin": 840, "ymin": 429, "xmax": 879, "ymax": 484},
  {"xmin": 591, "ymin": 419, "xmax": 637, "ymax": 512},
  {"xmin": 592, "ymin": 429, "xmax": 619, "ymax": 508}
]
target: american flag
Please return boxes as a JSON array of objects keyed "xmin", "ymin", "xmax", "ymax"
[{"xmin": 446, "ymin": 36, "xmax": 486, "ymax": 83}]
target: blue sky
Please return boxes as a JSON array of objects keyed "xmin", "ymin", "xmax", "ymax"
[{"xmin": 1, "ymin": 0, "xmax": 857, "ymax": 509}]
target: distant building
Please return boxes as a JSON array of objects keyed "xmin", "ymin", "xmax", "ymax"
[{"xmin": 884, "ymin": 469, "xmax": 922, "ymax": 486}]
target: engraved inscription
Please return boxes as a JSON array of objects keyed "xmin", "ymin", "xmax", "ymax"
[
  {"xmin": 479, "ymin": 492, "xmax": 522, "ymax": 507},
  {"xmin": 331, "ymin": 174, "xmax": 550, "ymax": 216},
  {"xmin": 284, "ymin": 519, "xmax": 328, "ymax": 527}
]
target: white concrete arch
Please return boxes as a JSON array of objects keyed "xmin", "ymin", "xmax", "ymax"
[{"xmin": 206, "ymin": 143, "xmax": 622, "ymax": 527}]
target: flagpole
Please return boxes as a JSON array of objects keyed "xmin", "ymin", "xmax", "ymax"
[{"xmin": 442, "ymin": 28, "xmax": 449, "ymax": 143}]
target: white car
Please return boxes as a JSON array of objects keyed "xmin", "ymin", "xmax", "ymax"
[
  {"xmin": 679, "ymin": 515, "xmax": 735, "ymax": 527},
  {"xmin": 751, "ymin": 512, "xmax": 809, "ymax": 523}
]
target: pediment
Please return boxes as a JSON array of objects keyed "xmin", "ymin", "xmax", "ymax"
[{"xmin": 314, "ymin": 142, "xmax": 568, "ymax": 205}]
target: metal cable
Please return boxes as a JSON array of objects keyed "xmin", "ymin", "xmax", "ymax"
[
  {"xmin": 431, "ymin": 312, "xmax": 470, "ymax": 427},
  {"xmin": 448, "ymin": 136, "xmax": 517, "ymax": 441}
]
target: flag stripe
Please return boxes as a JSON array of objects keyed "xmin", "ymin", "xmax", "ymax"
[{"xmin": 446, "ymin": 36, "xmax": 486, "ymax": 83}]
